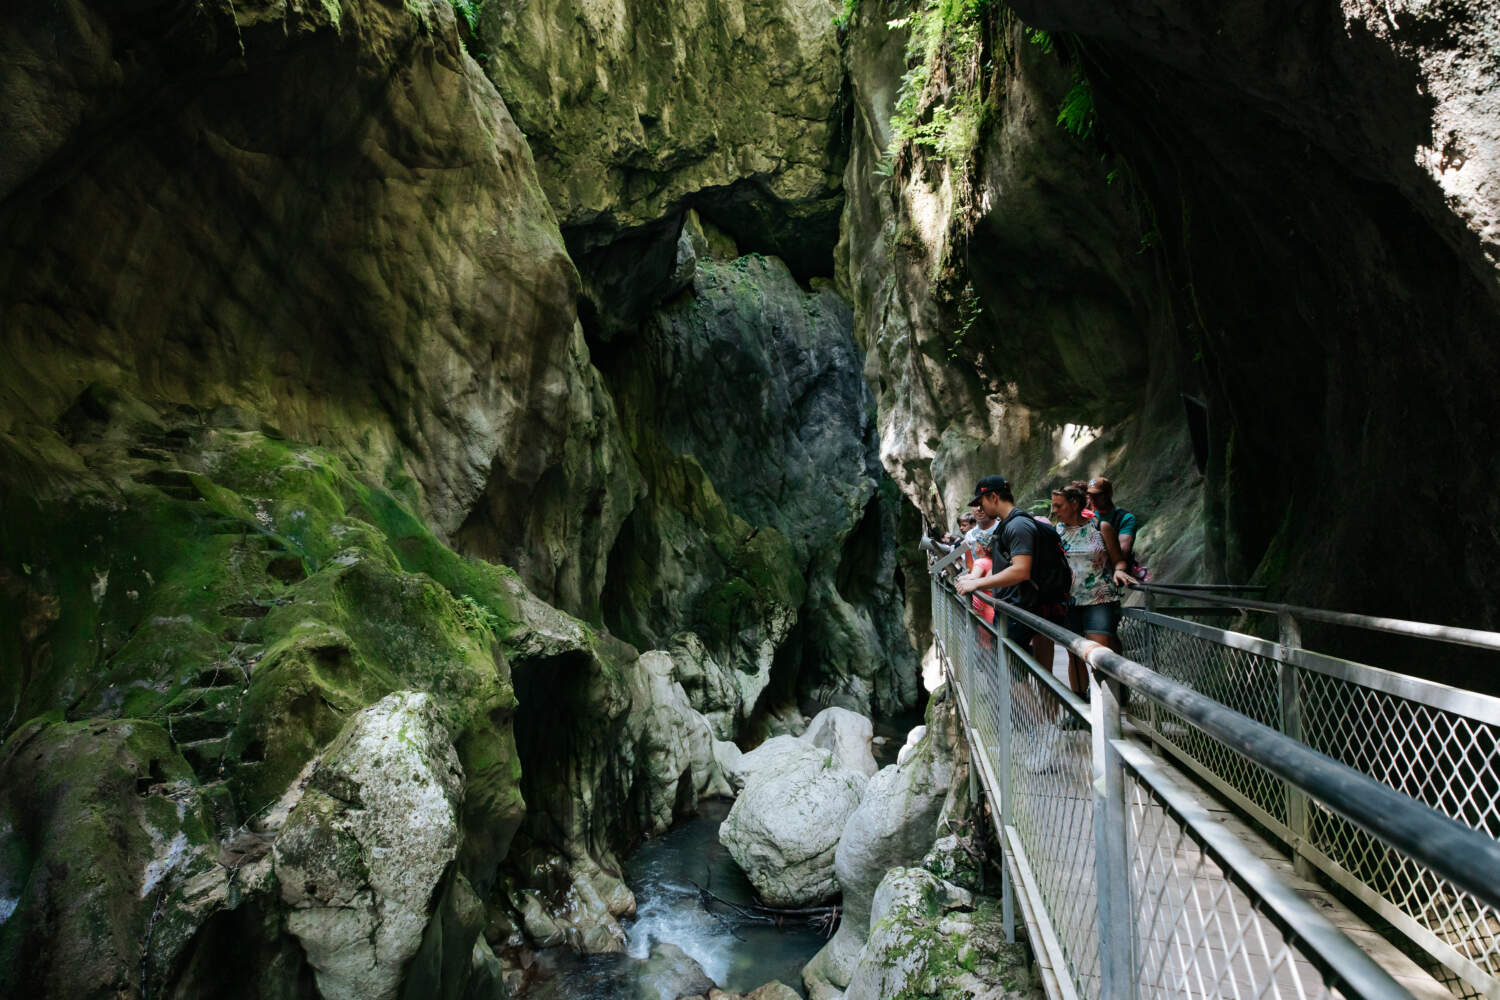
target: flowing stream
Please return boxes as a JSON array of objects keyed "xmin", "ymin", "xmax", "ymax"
[
  {"xmin": 522, "ymin": 707, "xmax": 925, "ymax": 998},
  {"xmin": 522, "ymin": 798, "xmax": 827, "ymax": 998}
]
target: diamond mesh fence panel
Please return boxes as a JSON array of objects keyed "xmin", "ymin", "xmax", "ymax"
[
  {"xmin": 1121, "ymin": 618, "xmax": 1288, "ymax": 825},
  {"xmin": 1122, "ymin": 607, "xmax": 1500, "ymax": 998},
  {"xmin": 1123, "ymin": 766, "xmax": 1346, "ymax": 1000},
  {"xmin": 1002, "ymin": 638, "xmax": 1101, "ymax": 996},
  {"xmin": 1298, "ymin": 670, "xmax": 1500, "ymax": 995},
  {"xmin": 932, "ymin": 579, "xmax": 1104, "ymax": 995}
]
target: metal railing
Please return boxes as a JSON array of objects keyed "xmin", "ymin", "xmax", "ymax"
[
  {"xmin": 1121, "ymin": 583, "xmax": 1500, "ymax": 999},
  {"xmin": 928, "ymin": 565, "xmax": 1500, "ymax": 1000}
]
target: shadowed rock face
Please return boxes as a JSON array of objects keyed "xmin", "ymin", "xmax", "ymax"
[
  {"xmin": 842, "ymin": 0, "xmax": 1500, "ymax": 684},
  {"xmin": 0, "ymin": 0, "xmax": 587, "ymax": 550},
  {"xmin": 997, "ymin": 0, "xmax": 1500, "ymax": 667},
  {"xmin": 478, "ymin": 0, "xmax": 849, "ymax": 332},
  {"xmin": 599, "ymin": 230, "xmax": 918, "ymax": 719}
]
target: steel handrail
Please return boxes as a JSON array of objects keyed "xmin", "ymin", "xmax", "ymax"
[
  {"xmin": 932, "ymin": 577, "xmax": 1413, "ymax": 997},
  {"xmin": 935, "ymin": 575, "xmax": 1500, "ymax": 914},
  {"xmin": 1132, "ymin": 582, "xmax": 1500, "ymax": 653}
]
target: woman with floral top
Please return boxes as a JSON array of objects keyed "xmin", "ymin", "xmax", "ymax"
[{"xmin": 1051, "ymin": 482, "xmax": 1127, "ymax": 700}]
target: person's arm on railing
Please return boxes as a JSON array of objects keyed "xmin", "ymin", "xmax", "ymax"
[
  {"xmin": 1101, "ymin": 521, "xmax": 1131, "ymax": 588},
  {"xmin": 956, "ymin": 553, "xmax": 1031, "ymax": 595}
]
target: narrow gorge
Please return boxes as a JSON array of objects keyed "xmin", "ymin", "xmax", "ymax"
[{"xmin": 2, "ymin": 0, "xmax": 1497, "ymax": 996}]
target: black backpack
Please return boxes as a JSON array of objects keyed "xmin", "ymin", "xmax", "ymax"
[{"xmin": 993, "ymin": 508, "xmax": 1073, "ymax": 606}]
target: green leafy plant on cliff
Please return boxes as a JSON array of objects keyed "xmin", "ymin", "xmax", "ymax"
[
  {"xmin": 1055, "ymin": 68, "xmax": 1095, "ymax": 139},
  {"xmin": 947, "ymin": 282, "xmax": 983, "ymax": 359},
  {"xmin": 834, "ymin": 0, "xmax": 860, "ymax": 30},
  {"xmin": 1023, "ymin": 28, "xmax": 1096, "ymax": 142},
  {"xmin": 887, "ymin": 0, "xmax": 996, "ymax": 166},
  {"xmin": 450, "ymin": 0, "xmax": 482, "ymax": 31},
  {"xmin": 455, "ymin": 594, "xmax": 501, "ymax": 632}
]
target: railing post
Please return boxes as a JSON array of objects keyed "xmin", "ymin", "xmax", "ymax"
[
  {"xmin": 998, "ymin": 630, "xmax": 1015, "ymax": 943},
  {"xmin": 1278, "ymin": 609, "xmax": 1315, "ymax": 879},
  {"xmin": 1144, "ymin": 586, "xmax": 1156, "ymax": 669},
  {"xmin": 1092, "ymin": 670, "xmax": 1137, "ymax": 998}
]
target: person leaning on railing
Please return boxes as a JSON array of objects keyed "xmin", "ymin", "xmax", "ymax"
[
  {"xmin": 1086, "ymin": 476, "xmax": 1139, "ymax": 589},
  {"xmin": 956, "ymin": 475, "xmax": 1072, "ymax": 670},
  {"xmin": 1052, "ymin": 481, "xmax": 1127, "ymax": 707}
]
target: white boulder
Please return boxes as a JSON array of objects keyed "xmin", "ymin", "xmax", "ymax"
[
  {"xmin": 719, "ymin": 742, "xmax": 868, "ymax": 905},
  {"xmin": 803, "ymin": 707, "xmax": 954, "ymax": 994},
  {"xmin": 724, "ymin": 733, "xmax": 810, "ymax": 792},
  {"xmin": 273, "ymin": 692, "xmax": 464, "ymax": 1000},
  {"xmin": 801, "ymin": 706, "xmax": 878, "ymax": 777}
]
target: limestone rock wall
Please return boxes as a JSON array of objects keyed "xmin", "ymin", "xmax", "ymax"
[
  {"xmin": 478, "ymin": 0, "xmax": 848, "ymax": 330},
  {"xmin": 839, "ymin": 0, "xmax": 1205, "ymax": 598},
  {"xmin": 840, "ymin": 0, "xmax": 1500, "ymax": 676},
  {"xmin": 987, "ymin": 0, "xmax": 1500, "ymax": 674},
  {"xmin": 600, "ymin": 220, "xmax": 918, "ymax": 719},
  {"xmin": 0, "ymin": 0, "xmax": 599, "ymax": 557}
]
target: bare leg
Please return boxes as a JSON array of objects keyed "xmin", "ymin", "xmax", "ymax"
[
  {"xmin": 1031, "ymin": 634, "xmax": 1054, "ymax": 678},
  {"xmin": 1067, "ymin": 653, "xmax": 1089, "ymax": 699}
]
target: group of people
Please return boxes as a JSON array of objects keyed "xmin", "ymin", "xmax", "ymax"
[{"xmin": 945, "ymin": 474, "xmax": 1141, "ymax": 701}]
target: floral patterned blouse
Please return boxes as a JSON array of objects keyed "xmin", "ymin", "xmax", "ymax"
[{"xmin": 1058, "ymin": 521, "xmax": 1117, "ymax": 607}]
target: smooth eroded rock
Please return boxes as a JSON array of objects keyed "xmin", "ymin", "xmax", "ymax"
[
  {"xmin": 718, "ymin": 743, "xmax": 868, "ymax": 906},
  {"xmin": 274, "ymin": 692, "xmax": 464, "ymax": 1000},
  {"xmin": 803, "ymin": 707, "xmax": 954, "ymax": 993},
  {"xmin": 801, "ymin": 706, "xmax": 878, "ymax": 778}
]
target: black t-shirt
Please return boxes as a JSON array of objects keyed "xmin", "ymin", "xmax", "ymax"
[{"xmin": 990, "ymin": 508, "xmax": 1068, "ymax": 606}]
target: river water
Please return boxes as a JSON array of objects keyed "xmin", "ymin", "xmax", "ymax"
[
  {"xmin": 522, "ymin": 707, "xmax": 926, "ymax": 998},
  {"xmin": 522, "ymin": 798, "xmax": 828, "ymax": 998}
]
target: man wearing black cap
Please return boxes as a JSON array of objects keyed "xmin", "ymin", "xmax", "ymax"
[{"xmin": 956, "ymin": 475, "xmax": 1071, "ymax": 669}]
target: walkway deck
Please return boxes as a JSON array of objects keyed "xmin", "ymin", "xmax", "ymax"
[
  {"xmin": 960, "ymin": 641, "xmax": 1452, "ymax": 1000},
  {"xmin": 1027, "ymin": 644, "xmax": 1451, "ymax": 999}
]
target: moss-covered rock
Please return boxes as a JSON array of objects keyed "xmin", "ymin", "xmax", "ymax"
[
  {"xmin": 602, "ymin": 245, "xmax": 918, "ymax": 721},
  {"xmin": 478, "ymin": 0, "xmax": 848, "ymax": 324},
  {"xmin": 842, "ymin": 866, "xmax": 1038, "ymax": 1000},
  {"xmin": 273, "ymin": 691, "xmax": 465, "ymax": 1000},
  {"xmin": 0, "ymin": 717, "xmax": 220, "ymax": 997},
  {"xmin": 0, "ymin": 403, "xmax": 530, "ymax": 995}
]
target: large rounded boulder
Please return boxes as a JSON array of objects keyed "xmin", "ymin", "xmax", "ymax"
[
  {"xmin": 801, "ymin": 706, "xmax": 879, "ymax": 778},
  {"xmin": 718, "ymin": 743, "xmax": 868, "ymax": 906},
  {"xmin": 802, "ymin": 709, "xmax": 955, "ymax": 993}
]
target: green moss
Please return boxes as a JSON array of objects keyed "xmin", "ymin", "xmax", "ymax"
[{"xmin": 3, "ymin": 412, "xmax": 522, "ymax": 837}]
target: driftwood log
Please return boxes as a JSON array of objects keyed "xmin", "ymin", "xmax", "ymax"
[{"xmin": 690, "ymin": 880, "xmax": 842, "ymax": 938}]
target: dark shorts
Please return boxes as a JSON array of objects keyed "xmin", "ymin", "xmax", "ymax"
[
  {"xmin": 1065, "ymin": 601, "xmax": 1121, "ymax": 637},
  {"xmin": 1006, "ymin": 601, "xmax": 1066, "ymax": 645}
]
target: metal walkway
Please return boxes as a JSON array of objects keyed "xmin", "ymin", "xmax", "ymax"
[{"xmin": 927, "ymin": 564, "xmax": 1500, "ymax": 1000}]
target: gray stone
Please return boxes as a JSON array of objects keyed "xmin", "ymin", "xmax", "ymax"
[
  {"xmin": 726, "ymin": 734, "xmax": 814, "ymax": 793},
  {"xmin": 274, "ymin": 692, "xmax": 464, "ymax": 1000},
  {"xmin": 843, "ymin": 868, "xmax": 1036, "ymax": 1000},
  {"xmin": 801, "ymin": 707, "xmax": 878, "ymax": 778},
  {"xmin": 803, "ymin": 705, "xmax": 954, "ymax": 994},
  {"xmin": 719, "ymin": 744, "xmax": 869, "ymax": 906}
]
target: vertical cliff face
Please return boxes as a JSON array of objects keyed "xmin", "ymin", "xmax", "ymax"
[
  {"xmin": 0, "ymin": 0, "xmax": 595, "ymax": 543},
  {"xmin": 839, "ymin": 1, "xmax": 1204, "ymax": 586},
  {"xmin": 0, "ymin": 0, "xmax": 919, "ymax": 993},
  {"xmin": 479, "ymin": 0, "xmax": 849, "ymax": 332},
  {"xmin": 991, "ymin": 0, "xmax": 1500, "ymax": 660},
  {"xmin": 839, "ymin": 0, "xmax": 1500, "ymax": 679}
]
